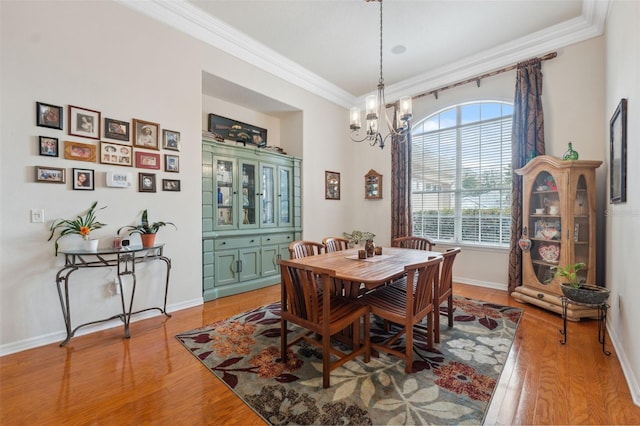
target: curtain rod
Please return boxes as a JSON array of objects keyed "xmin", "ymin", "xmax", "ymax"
[{"xmin": 407, "ymin": 51, "xmax": 557, "ymax": 102}]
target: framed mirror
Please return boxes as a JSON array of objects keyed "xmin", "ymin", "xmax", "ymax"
[
  {"xmin": 325, "ymin": 170, "xmax": 340, "ymax": 200},
  {"xmin": 365, "ymin": 169, "xmax": 382, "ymax": 199}
]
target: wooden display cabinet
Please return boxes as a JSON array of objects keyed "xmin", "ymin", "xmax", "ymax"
[
  {"xmin": 365, "ymin": 169, "xmax": 382, "ymax": 199},
  {"xmin": 511, "ymin": 155, "xmax": 602, "ymax": 320}
]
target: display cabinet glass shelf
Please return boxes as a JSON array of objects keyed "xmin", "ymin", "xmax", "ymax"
[{"xmin": 511, "ymin": 155, "xmax": 602, "ymax": 320}]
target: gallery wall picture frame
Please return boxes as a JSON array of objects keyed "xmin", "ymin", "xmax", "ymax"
[
  {"xmin": 36, "ymin": 102, "xmax": 63, "ymax": 130},
  {"xmin": 139, "ymin": 172, "xmax": 156, "ymax": 193},
  {"xmin": 207, "ymin": 114, "xmax": 267, "ymax": 147},
  {"xmin": 609, "ymin": 98, "xmax": 627, "ymax": 204},
  {"xmin": 64, "ymin": 141, "xmax": 97, "ymax": 162},
  {"xmin": 132, "ymin": 118, "xmax": 159, "ymax": 150},
  {"xmin": 162, "ymin": 179, "xmax": 181, "ymax": 192},
  {"xmin": 72, "ymin": 168, "xmax": 95, "ymax": 190},
  {"xmin": 100, "ymin": 141, "xmax": 132, "ymax": 166},
  {"xmin": 68, "ymin": 105, "xmax": 101, "ymax": 140},
  {"xmin": 325, "ymin": 170, "xmax": 340, "ymax": 200},
  {"xmin": 164, "ymin": 154, "xmax": 179, "ymax": 172},
  {"xmin": 135, "ymin": 151, "xmax": 160, "ymax": 169},
  {"xmin": 104, "ymin": 117, "xmax": 130, "ymax": 142},
  {"xmin": 35, "ymin": 166, "xmax": 65, "ymax": 183},
  {"xmin": 39, "ymin": 136, "xmax": 59, "ymax": 157},
  {"xmin": 162, "ymin": 129, "xmax": 181, "ymax": 151}
]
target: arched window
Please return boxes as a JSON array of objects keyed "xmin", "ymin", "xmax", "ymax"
[{"xmin": 411, "ymin": 101, "xmax": 513, "ymax": 246}]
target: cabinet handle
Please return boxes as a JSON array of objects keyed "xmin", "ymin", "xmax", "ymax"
[
  {"xmin": 266, "ymin": 238, "xmax": 271, "ymax": 241},
  {"xmin": 250, "ymin": 239, "xmax": 254, "ymax": 243},
  {"xmin": 221, "ymin": 241, "xmax": 226, "ymax": 245},
  {"xmin": 537, "ymin": 293, "xmax": 544, "ymax": 299},
  {"xmin": 237, "ymin": 260, "xmax": 243, "ymax": 273}
]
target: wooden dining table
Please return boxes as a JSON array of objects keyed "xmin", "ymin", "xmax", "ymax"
[{"xmin": 279, "ymin": 247, "xmax": 442, "ymax": 297}]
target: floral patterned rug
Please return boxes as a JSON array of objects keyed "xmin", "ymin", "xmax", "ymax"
[{"xmin": 176, "ymin": 296, "xmax": 523, "ymax": 425}]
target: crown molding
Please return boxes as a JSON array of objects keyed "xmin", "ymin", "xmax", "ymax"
[{"xmin": 117, "ymin": 0, "xmax": 609, "ymax": 110}]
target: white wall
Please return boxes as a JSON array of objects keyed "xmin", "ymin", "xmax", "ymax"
[{"xmin": 604, "ymin": 0, "xmax": 640, "ymax": 405}]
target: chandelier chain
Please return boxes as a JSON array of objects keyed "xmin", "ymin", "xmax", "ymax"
[{"xmin": 378, "ymin": 0, "xmax": 384, "ymax": 86}]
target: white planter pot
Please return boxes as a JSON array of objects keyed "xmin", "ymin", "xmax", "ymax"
[{"xmin": 83, "ymin": 239, "xmax": 99, "ymax": 251}]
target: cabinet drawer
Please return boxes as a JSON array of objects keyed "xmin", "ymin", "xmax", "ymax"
[
  {"xmin": 261, "ymin": 233, "xmax": 293, "ymax": 246},
  {"xmin": 215, "ymin": 236, "xmax": 260, "ymax": 250}
]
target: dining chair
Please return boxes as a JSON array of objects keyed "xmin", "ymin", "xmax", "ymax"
[
  {"xmin": 434, "ymin": 247, "xmax": 461, "ymax": 343},
  {"xmin": 278, "ymin": 260, "xmax": 370, "ymax": 388},
  {"xmin": 288, "ymin": 240, "xmax": 325, "ymax": 259},
  {"xmin": 322, "ymin": 237, "xmax": 350, "ymax": 253},
  {"xmin": 360, "ymin": 256, "xmax": 443, "ymax": 373},
  {"xmin": 392, "ymin": 236, "xmax": 436, "ymax": 251}
]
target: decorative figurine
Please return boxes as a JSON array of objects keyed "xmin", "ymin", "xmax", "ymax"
[{"xmin": 562, "ymin": 142, "xmax": 579, "ymax": 160}]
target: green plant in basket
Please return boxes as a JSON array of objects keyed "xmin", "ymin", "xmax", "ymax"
[
  {"xmin": 551, "ymin": 262, "xmax": 586, "ymax": 288},
  {"xmin": 48, "ymin": 201, "xmax": 107, "ymax": 255}
]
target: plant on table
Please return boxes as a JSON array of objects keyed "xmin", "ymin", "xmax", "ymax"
[
  {"xmin": 343, "ymin": 230, "xmax": 376, "ymax": 245},
  {"xmin": 47, "ymin": 201, "xmax": 107, "ymax": 255},
  {"xmin": 118, "ymin": 209, "xmax": 176, "ymax": 247}
]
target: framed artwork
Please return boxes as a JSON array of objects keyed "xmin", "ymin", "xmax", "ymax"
[
  {"xmin": 68, "ymin": 105, "xmax": 100, "ymax": 140},
  {"xmin": 162, "ymin": 129, "xmax": 181, "ymax": 151},
  {"xmin": 133, "ymin": 118, "xmax": 159, "ymax": 150},
  {"xmin": 100, "ymin": 142, "xmax": 132, "ymax": 166},
  {"xmin": 36, "ymin": 102, "xmax": 63, "ymax": 130},
  {"xmin": 35, "ymin": 166, "xmax": 65, "ymax": 183},
  {"xmin": 64, "ymin": 141, "xmax": 97, "ymax": 162},
  {"xmin": 106, "ymin": 171, "xmax": 133, "ymax": 188},
  {"xmin": 164, "ymin": 154, "xmax": 179, "ymax": 172},
  {"xmin": 162, "ymin": 179, "xmax": 181, "ymax": 192},
  {"xmin": 139, "ymin": 173, "xmax": 156, "ymax": 193},
  {"xmin": 207, "ymin": 114, "xmax": 267, "ymax": 147},
  {"xmin": 104, "ymin": 118, "xmax": 130, "ymax": 141},
  {"xmin": 39, "ymin": 136, "xmax": 59, "ymax": 157},
  {"xmin": 135, "ymin": 151, "xmax": 161, "ymax": 169},
  {"xmin": 325, "ymin": 170, "xmax": 340, "ymax": 200},
  {"xmin": 72, "ymin": 168, "xmax": 94, "ymax": 190},
  {"xmin": 609, "ymin": 98, "xmax": 627, "ymax": 204}
]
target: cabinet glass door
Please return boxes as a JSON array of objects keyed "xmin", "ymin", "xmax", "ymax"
[
  {"xmin": 530, "ymin": 171, "xmax": 561, "ymax": 285},
  {"xmin": 216, "ymin": 159, "xmax": 234, "ymax": 228},
  {"xmin": 278, "ymin": 166, "xmax": 291, "ymax": 226},
  {"xmin": 240, "ymin": 161, "xmax": 258, "ymax": 228},
  {"xmin": 573, "ymin": 175, "xmax": 589, "ymax": 274},
  {"xmin": 261, "ymin": 164, "xmax": 275, "ymax": 226}
]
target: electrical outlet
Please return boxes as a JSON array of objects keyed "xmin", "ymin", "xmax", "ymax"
[{"xmin": 30, "ymin": 209, "xmax": 44, "ymax": 223}]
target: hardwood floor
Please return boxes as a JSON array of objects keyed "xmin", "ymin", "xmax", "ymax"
[{"xmin": 1, "ymin": 283, "xmax": 639, "ymax": 425}]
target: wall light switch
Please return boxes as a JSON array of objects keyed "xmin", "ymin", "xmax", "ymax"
[{"xmin": 31, "ymin": 209, "xmax": 44, "ymax": 223}]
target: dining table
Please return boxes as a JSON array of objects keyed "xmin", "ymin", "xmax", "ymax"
[{"xmin": 279, "ymin": 246, "xmax": 442, "ymax": 297}]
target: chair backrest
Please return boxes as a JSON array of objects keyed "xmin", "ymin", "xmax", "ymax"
[
  {"xmin": 288, "ymin": 240, "xmax": 325, "ymax": 259},
  {"xmin": 438, "ymin": 247, "xmax": 461, "ymax": 297},
  {"xmin": 322, "ymin": 237, "xmax": 350, "ymax": 253},
  {"xmin": 279, "ymin": 261, "xmax": 320, "ymax": 322},
  {"xmin": 392, "ymin": 236, "xmax": 436, "ymax": 251},
  {"xmin": 405, "ymin": 256, "xmax": 443, "ymax": 316}
]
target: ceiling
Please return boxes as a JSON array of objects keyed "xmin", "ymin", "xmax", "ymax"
[{"xmin": 121, "ymin": 0, "xmax": 609, "ymax": 112}]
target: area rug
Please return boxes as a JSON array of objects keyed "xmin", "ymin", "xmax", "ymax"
[{"xmin": 176, "ymin": 296, "xmax": 523, "ymax": 425}]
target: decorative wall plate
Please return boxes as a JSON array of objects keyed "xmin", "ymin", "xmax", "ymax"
[{"xmin": 538, "ymin": 244, "xmax": 560, "ymax": 263}]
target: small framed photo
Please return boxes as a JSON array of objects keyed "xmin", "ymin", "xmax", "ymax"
[
  {"xmin": 72, "ymin": 168, "xmax": 94, "ymax": 190},
  {"xmin": 164, "ymin": 154, "xmax": 179, "ymax": 172},
  {"xmin": 104, "ymin": 118, "xmax": 130, "ymax": 142},
  {"xmin": 162, "ymin": 179, "xmax": 181, "ymax": 192},
  {"xmin": 35, "ymin": 166, "xmax": 65, "ymax": 183},
  {"xmin": 68, "ymin": 105, "xmax": 100, "ymax": 140},
  {"xmin": 162, "ymin": 129, "xmax": 181, "ymax": 151},
  {"xmin": 39, "ymin": 136, "xmax": 59, "ymax": 157},
  {"xmin": 100, "ymin": 142, "xmax": 132, "ymax": 166},
  {"xmin": 64, "ymin": 141, "xmax": 97, "ymax": 162},
  {"xmin": 36, "ymin": 102, "xmax": 63, "ymax": 130},
  {"xmin": 325, "ymin": 170, "xmax": 340, "ymax": 200},
  {"xmin": 133, "ymin": 119, "xmax": 159, "ymax": 150},
  {"xmin": 139, "ymin": 173, "xmax": 156, "ymax": 193},
  {"xmin": 610, "ymin": 98, "xmax": 627, "ymax": 204},
  {"xmin": 135, "ymin": 151, "xmax": 161, "ymax": 169}
]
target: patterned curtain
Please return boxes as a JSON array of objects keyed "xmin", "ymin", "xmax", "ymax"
[
  {"xmin": 391, "ymin": 106, "xmax": 412, "ymax": 240},
  {"xmin": 508, "ymin": 58, "xmax": 546, "ymax": 293}
]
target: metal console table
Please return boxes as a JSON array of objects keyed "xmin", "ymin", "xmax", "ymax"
[
  {"xmin": 56, "ymin": 244, "xmax": 171, "ymax": 346},
  {"xmin": 559, "ymin": 297, "xmax": 610, "ymax": 356}
]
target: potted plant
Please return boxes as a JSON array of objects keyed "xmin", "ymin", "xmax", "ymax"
[
  {"xmin": 48, "ymin": 201, "xmax": 107, "ymax": 255},
  {"xmin": 552, "ymin": 262, "xmax": 610, "ymax": 305},
  {"xmin": 343, "ymin": 230, "xmax": 376, "ymax": 247},
  {"xmin": 118, "ymin": 209, "xmax": 176, "ymax": 248}
]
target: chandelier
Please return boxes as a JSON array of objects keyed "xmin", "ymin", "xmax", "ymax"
[{"xmin": 349, "ymin": 0, "xmax": 412, "ymax": 150}]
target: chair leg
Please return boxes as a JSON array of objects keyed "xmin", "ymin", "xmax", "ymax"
[
  {"xmin": 447, "ymin": 294, "xmax": 454, "ymax": 327},
  {"xmin": 427, "ymin": 311, "xmax": 434, "ymax": 350},
  {"xmin": 363, "ymin": 313, "xmax": 370, "ymax": 363},
  {"xmin": 435, "ymin": 302, "xmax": 441, "ymax": 343},
  {"xmin": 281, "ymin": 318, "xmax": 288, "ymax": 362},
  {"xmin": 322, "ymin": 333, "xmax": 331, "ymax": 388},
  {"xmin": 405, "ymin": 324, "xmax": 413, "ymax": 374}
]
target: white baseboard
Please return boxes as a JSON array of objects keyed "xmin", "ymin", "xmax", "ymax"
[
  {"xmin": 0, "ymin": 297, "xmax": 203, "ymax": 357},
  {"xmin": 455, "ymin": 277, "xmax": 508, "ymax": 291},
  {"xmin": 606, "ymin": 324, "xmax": 640, "ymax": 408}
]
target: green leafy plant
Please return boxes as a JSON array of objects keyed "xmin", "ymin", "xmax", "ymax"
[
  {"xmin": 117, "ymin": 209, "xmax": 176, "ymax": 235},
  {"xmin": 343, "ymin": 230, "xmax": 376, "ymax": 245},
  {"xmin": 47, "ymin": 201, "xmax": 107, "ymax": 255},
  {"xmin": 551, "ymin": 262, "xmax": 586, "ymax": 288}
]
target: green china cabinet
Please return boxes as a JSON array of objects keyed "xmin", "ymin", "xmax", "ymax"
[{"xmin": 202, "ymin": 139, "xmax": 301, "ymax": 301}]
